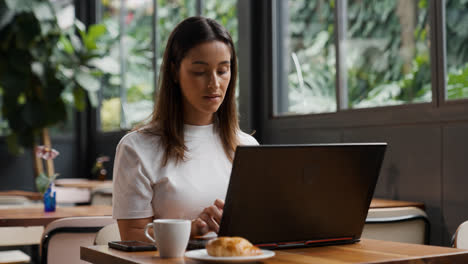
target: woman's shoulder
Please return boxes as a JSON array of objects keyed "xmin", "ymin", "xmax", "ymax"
[
  {"xmin": 237, "ymin": 130, "xmax": 259, "ymax": 146},
  {"xmin": 117, "ymin": 126, "xmax": 162, "ymax": 150}
]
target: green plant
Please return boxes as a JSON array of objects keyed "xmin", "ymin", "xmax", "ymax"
[{"xmin": 0, "ymin": 0, "xmax": 109, "ymax": 179}]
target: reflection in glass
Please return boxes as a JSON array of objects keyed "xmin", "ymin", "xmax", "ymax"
[
  {"xmin": 280, "ymin": 0, "xmax": 336, "ymax": 115},
  {"xmin": 346, "ymin": 0, "xmax": 431, "ymax": 108},
  {"xmin": 446, "ymin": 0, "xmax": 468, "ymax": 100}
]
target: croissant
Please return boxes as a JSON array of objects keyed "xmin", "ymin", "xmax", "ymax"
[{"xmin": 206, "ymin": 237, "xmax": 263, "ymax": 257}]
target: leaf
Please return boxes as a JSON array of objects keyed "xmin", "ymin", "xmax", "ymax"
[
  {"xmin": 20, "ymin": 101, "xmax": 43, "ymax": 127},
  {"xmin": 15, "ymin": 13, "xmax": 42, "ymax": 49},
  {"xmin": 32, "ymin": 2, "xmax": 55, "ymax": 21},
  {"xmin": 88, "ymin": 57, "xmax": 120, "ymax": 74},
  {"xmin": 0, "ymin": 5, "xmax": 14, "ymax": 31},
  {"xmin": 84, "ymin": 24, "xmax": 106, "ymax": 51},
  {"xmin": 58, "ymin": 35, "xmax": 74, "ymax": 54},
  {"xmin": 6, "ymin": 133, "xmax": 23, "ymax": 155},
  {"xmin": 88, "ymin": 24, "xmax": 106, "ymax": 39},
  {"xmin": 5, "ymin": 0, "xmax": 31, "ymax": 12},
  {"xmin": 73, "ymin": 86, "xmax": 86, "ymax": 111},
  {"xmin": 75, "ymin": 71, "xmax": 101, "ymax": 92},
  {"xmin": 88, "ymin": 91, "xmax": 98, "ymax": 108},
  {"xmin": 35, "ymin": 172, "xmax": 51, "ymax": 194}
]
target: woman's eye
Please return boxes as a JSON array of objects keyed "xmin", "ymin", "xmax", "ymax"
[
  {"xmin": 193, "ymin": 71, "xmax": 205, "ymax": 76},
  {"xmin": 218, "ymin": 71, "xmax": 228, "ymax": 75}
]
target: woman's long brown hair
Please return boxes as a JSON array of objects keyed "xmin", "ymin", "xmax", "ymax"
[{"xmin": 141, "ymin": 16, "xmax": 239, "ymax": 166}]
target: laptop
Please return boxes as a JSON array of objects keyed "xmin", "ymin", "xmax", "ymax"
[{"xmin": 188, "ymin": 143, "xmax": 387, "ymax": 250}]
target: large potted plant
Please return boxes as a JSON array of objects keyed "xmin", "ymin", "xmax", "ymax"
[{"xmin": 0, "ymin": 0, "xmax": 113, "ymax": 205}]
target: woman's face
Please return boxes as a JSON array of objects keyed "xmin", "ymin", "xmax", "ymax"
[{"xmin": 178, "ymin": 40, "xmax": 232, "ymax": 125}]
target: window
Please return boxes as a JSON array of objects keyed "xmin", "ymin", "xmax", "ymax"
[
  {"xmin": 98, "ymin": 0, "xmax": 156, "ymax": 132},
  {"xmin": 446, "ymin": 0, "xmax": 468, "ymax": 100},
  {"xmin": 274, "ymin": 0, "xmax": 434, "ymax": 117},
  {"xmin": 97, "ymin": 0, "xmax": 238, "ymax": 132},
  {"xmin": 275, "ymin": 0, "xmax": 336, "ymax": 115},
  {"xmin": 346, "ymin": 0, "xmax": 431, "ymax": 108},
  {"xmin": 0, "ymin": 89, "xmax": 7, "ymax": 136}
]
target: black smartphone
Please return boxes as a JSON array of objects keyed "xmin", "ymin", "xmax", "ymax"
[{"xmin": 108, "ymin": 241, "xmax": 157, "ymax": 252}]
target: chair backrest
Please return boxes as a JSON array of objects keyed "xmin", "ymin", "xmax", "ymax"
[
  {"xmin": 55, "ymin": 187, "xmax": 91, "ymax": 205},
  {"xmin": 452, "ymin": 220, "xmax": 468, "ymax": 249},
  {"xmin": 0, "ymin": 250, "xmax": 31, "ymax": 264},
  {"xmin": 94, "ymin": 223, "xmax": 120, "ymax": 245},
  {"xmin": 90, "ymin": 187, "xmax": 112, "ymax": 206},
  {"xmin": 41, "ymin": 216, "xmax": 115, "ymax": 264},
  {"xmin": 362, "ymin": 206, "xmax": 429, "ymax": 244}
]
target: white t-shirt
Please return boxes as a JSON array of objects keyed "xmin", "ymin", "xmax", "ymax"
[{"xmin": 112, "ymin": 124, "xmax": 259, "ymax": 220}]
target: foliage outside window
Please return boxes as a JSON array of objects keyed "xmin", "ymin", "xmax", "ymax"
[
  {"xmin": 446, "ymin": 0, "xmax": 468, "ymax": 100},
  {"xmin": 347, "ymin": 0, "xmax": 431, "ymax": 109},
  {"xmin": 98, "ymin": 0, "xmax": 157, "ymax": 132},
  {"xmin": 282, "ymin": 0, "xmax": 336, "ymax": 115},
  {"xmin": 276, "ymin": 0, "xmax": 437, "ymax": 116}
]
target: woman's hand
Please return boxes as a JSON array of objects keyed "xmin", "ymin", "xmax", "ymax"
[{"xmin": 191, "ymin": 199, "xmax": 224, "ymax": 237}]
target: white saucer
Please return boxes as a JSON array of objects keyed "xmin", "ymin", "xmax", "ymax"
[{"xmin": 185, "ymin": 249, "xmax": 275, "ymax": 263}]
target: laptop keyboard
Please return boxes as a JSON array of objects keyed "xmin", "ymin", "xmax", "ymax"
[{"xmin": 186, "ymin": 239, "xmax": 209, "ymax": 250}]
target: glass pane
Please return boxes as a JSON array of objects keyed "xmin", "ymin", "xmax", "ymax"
[
  {"xmin": 347, "ymin": 0, "xmax": 431, "ymax": 108},
  {"xmin": 51, "ymin": 0, "xmax": 75, "ymax": 136},
  {"xmin": 204, "ymin": 0, "xmax": 238, "ymax": 47},
  {"xmin": 446, "ymin": 0, "xmax": 468, "ymax": 100},
  {"xmin": 0, "ymin": 88, "xmax": 7, "ymax": 136},
  {"xmin": 157, "ymin": 0, "xmax": 195, "ymax": 72},
  {"xmin": 99, "ymin": 0, "xmax": 156, "ymax": 132},
  {"xmin": 277, "ymin": 0, "xmax": 337, "ymax": 116}
]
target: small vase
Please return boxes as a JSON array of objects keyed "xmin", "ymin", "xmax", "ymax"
[{"xmin": 44, "ymin": 183, "xmax": 56, "ymax": 212}]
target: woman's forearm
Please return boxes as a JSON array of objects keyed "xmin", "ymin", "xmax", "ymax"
[{"xmin": 117, "ymin": 217, "xmax": 153, "ymax": 242}]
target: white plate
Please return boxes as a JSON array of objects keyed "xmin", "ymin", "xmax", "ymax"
[{"xmin": 185, "ymin": 249, "xmax": 275, "ymax": 263}]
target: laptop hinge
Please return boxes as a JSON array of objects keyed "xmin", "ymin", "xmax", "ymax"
[{"xmin": 305, "ymin": 237, "xmax": 354, "ymax": 245}]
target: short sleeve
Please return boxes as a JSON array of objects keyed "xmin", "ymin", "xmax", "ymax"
[
  {"xmin": 112, "ymin": 138, "xmax": 154, "ymax": 219},
  {"xmin": 238, "ymin": 131, "xmax": 260, "ymax": 146}
]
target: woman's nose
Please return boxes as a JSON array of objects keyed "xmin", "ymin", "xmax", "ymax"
[{"xmin": 208, "ymin": 72, "xmax": 220, "ymax": 88}]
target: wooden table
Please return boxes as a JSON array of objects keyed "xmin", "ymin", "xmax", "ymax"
[
  {"xmin": 54, "ymin": 179, "xmax": 112, "ymax": 190},
  {"xmin": 0, "ymin": 190, "xmax": 42, "ymax": 201},
  {"xmin": 81, "ymin": 239, "xmax": 468, "ymax": 264},
  {"xmin": 0, "ymin": 205, "xmax": 112, "ymax": 227},
  {"xmin": 370, "ymin": 198, "xmax": 425, "ymax": 210}
]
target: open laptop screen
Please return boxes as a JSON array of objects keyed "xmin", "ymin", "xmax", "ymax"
[{"xmin": 218, "ymin": 143, "xmax": 386, "ymax": 247}]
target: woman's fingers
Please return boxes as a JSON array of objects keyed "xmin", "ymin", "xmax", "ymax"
[
  {"xmin": 214, "ymin": 199, "xmax": 224, "ymax": 210},
  {"xmin": 191, "ymin": 218, "xmax": 209, "ymax": 237},
  {"xmin": 204, "ymin": 205, "xmax": 222, "ymax": 224},
  {"xmin": 200, "ymin": 211, "xmax": 220, "ymax": 233}
]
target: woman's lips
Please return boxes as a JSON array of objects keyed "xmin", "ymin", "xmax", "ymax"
[{"xmin": 203, "ymin": 95, "xmax": 221, "ymax": 102}]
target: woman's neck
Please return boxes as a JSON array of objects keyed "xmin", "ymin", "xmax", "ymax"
[{"xmin": 183, "ymin": 112, "xmax": 214, "ymax": 126}]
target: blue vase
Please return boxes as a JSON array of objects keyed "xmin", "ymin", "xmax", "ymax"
[{"xmin": 44, "ymin": 183, "xmax": 56, "ymax": 212}]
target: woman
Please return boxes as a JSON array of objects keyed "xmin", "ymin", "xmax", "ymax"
[{"xmin": 112, "ymin": 16, "xmax": 258, "ymax": 242}]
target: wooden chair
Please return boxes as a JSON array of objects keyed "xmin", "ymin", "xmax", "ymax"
[
  {"xmin": 40, "ymin": 216, "xmax": 115, "ymax": 264},
  {"xmin": 90, "ymin": 187, "xmax": 112, "ymax": 206},
  {"xmin": 452, "ymin": 220, "xmax": 468, "ymax": 249},
  {"xmin": 362, "ymin": 206, "xmax": 429, "ymax": 244},
  {"xmin": 94, "ymin": 223, "xmax": 120, "ymax": 245}
]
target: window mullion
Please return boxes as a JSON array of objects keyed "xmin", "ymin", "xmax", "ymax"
[
  {"xmin": 335, "ymin": 0, "xmax": 348, "ymax": 111},
  {"xmin": 152, "ymin": 0, "xmax": 159, "ymax": 99},
  {"xmin": 119, "ymin": 0, "xmax": 128, "ymax": 129},
  {"xmin": 430, "ymin": 0, "xmax": 447, "ymax": 106},
  {"xmin": 196, "ymin": 0, "xmax": 204, "ymax": 16}
]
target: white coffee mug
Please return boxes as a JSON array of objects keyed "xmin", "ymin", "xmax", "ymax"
[{"xmin": 144, "ymin": 219, "xmax": 191, "ymax": 258}]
